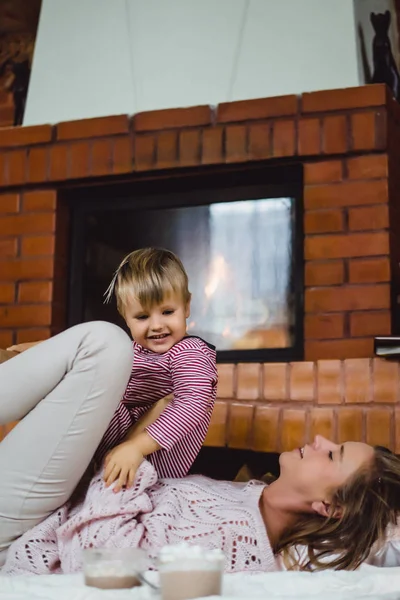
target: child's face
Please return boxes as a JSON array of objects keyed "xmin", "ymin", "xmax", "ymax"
[{"xmin": 123, "ymin": 292, "xmax": 190, "ymax": 353}]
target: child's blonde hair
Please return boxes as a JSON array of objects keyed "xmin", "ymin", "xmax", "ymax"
[{"xmin": 104, "ymin": 247, "xmax": 191, "ymax": 316}]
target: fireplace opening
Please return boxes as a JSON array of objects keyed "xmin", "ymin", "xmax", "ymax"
[
  {"xmin": 67, "ymin": 162, "xmax": 304, "ymax": 362},
  {"xmin": 190, "ymin": 446, "xmax": 280, "ymax": 481}
]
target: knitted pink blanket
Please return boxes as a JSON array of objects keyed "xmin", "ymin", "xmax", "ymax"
[{"xmin": 2, "ymin": 462, "xmax": 276, "ymax": 575}]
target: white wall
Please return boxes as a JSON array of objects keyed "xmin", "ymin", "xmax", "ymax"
[
  {"xmin": 225, "ymin": 0, "xmax": 359, "ymax": 103},
  {"xmin": 24, "ymin": 0, "xmax": 136, "ymax": 125},
  {"xmin": 25, "ymin": 0, "xmax": 360, "ymax": 125}
]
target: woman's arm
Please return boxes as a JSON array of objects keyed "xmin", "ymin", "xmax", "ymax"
[
  {"xmin": 0, "ymin": 341, "xmax": 44, "ymax": 364},
  {"xmin": 0, "ymin": 349, "xmax": 18, "ymax": 364},
  {"xmin": 7, "ymin": 341, "xmax": 44, "ymax": 353}
]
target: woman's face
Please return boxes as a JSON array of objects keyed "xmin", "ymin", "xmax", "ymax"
[{"xmin": 279, "ymin": 436, "xmax": 374, "ymax": 504}]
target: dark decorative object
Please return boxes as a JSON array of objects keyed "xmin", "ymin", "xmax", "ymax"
[
  {"xmin": 370, "ymin": 10, "xmax": 400, "ymax": 101},
  {"xmin": 0, "ymin": 34, "xmax": 34, "ymax": 126},
  {"xmin": 2, "ymin": 58, "xmax": 31, "ymax": 125},
  {"xmin": 0, "ymin": 0, "xmax": 41, "ymax": 127},
  {"xmin": 358, "ymin": 23, "xmax": 372, "ymax": 84},
  {"xmin": 10, "ymin": 59, "xmax": 30, "ymax": 126}
]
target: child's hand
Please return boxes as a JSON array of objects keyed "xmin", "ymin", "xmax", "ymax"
[{"xmin": 103, "ymin": 441, "xmax": 144, "ymax": 493}]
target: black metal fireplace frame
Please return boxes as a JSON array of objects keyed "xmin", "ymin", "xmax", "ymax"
[{"xmin": 65, "ymin": 161, "xmax": 304, "ymax": 363}]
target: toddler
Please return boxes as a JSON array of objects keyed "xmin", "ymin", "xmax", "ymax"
[{"xmin": 95, "ymin": 247, "xmax": 218, "ymax": 491}]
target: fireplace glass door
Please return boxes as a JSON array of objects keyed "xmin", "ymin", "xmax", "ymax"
[{"xmin": 68, "ymin": 165, "xmax": 304, "ymax": 362}]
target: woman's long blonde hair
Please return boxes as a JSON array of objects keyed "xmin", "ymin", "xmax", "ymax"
[{"xmin": 275, "ymin": 446, "xmax": 400, "ymax": 571}]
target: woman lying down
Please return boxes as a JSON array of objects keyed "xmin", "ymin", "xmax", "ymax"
[
  {"xmin": 3, "ymin": 436, "xmax": 400, "ymax": 574},
  {"xmin": 1, "ymin": 322, "xmax": 400, "ymax": 575}
]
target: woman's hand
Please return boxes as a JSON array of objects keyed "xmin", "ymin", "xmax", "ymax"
[
  {"xmin": 7, "ymin": 340, "xmax": 43, "ymax": 353},
  {"xmin": 103, "ymin": 441, "xmax": 144, "ymax": 493}
]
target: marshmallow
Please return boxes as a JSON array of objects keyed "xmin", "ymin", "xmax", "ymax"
[{"xmin": 159, "ymin": 543, "xmax": 225, "ymax": 572}]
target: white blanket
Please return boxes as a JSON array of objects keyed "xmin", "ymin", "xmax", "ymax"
[{"xmin": 1, "ymin": 566, "xmax": 400, "ymax": 600}]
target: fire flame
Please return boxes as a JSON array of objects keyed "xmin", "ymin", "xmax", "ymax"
[{"xmin": 204, "ymin": 255, "xmax": 228, "ymax": 299}]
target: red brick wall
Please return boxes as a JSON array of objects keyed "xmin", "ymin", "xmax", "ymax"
[
  {"xmin": 204, "ymin": 358, "xmax": 400, "ymax": 453},
  {"xmin": 304, "ymin": 155, "xmax": 389, "ymax": 360},
  {"xmin": 0, "ymin": 85, "xmax": 395, "ymax": 356},
  {"xmin": 0, "ymin": 84, "xmax": 399, "ymax": 451},
  {"xmin": 2, "ymin": 356, "xmax": 399, "ymax": 451},
  {"xmin": 0, "ymin": 91, "xmax": 14, "ymax": 128},
  {"xmin": 0, "ymin": 187, "xmax": 67, "ymax": 347}
]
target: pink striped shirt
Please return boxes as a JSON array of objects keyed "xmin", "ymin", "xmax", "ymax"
[{"xmin": 95, "ymin": 336, "xmax": 218, "ymax": 478}]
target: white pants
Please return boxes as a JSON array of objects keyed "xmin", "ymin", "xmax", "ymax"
[{"xmin": 0, "ymin": 321, "xmax": 133, "ymax": 566}]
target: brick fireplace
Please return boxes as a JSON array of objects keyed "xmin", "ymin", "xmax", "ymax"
[{"xmin": 1, "ymin": 83, "xmax": 400, "ymax": 454}]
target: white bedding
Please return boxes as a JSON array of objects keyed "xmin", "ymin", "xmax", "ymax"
[{"xmin": 1, "ymin": 566, "xmax": 400, "ymax": 600}]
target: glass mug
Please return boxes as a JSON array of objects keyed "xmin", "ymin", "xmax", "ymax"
[
  {"xmin": 82, "ymin": 548, "xmax": 151, "ymax": 590},
  {"xmin": 158, "ymin": 549, "xmax": 225, "ymax": 600},
  {"xmin": 82, "ymin": 544, "xmax": 224, "ymax": 597}
]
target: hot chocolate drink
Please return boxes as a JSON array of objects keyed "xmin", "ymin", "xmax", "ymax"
[
  {"xmin": 85, "ymin": 574, "xmax": 140, "ymax": 589},
  {"xmin": 160, "ymin": 569, "xmax": 222, "ymax": 600},
  {"xmin": 158, "ymin": 543, "xmax": 224, "ymax": 600},
  {"xmin": 82, "ymin": 548, "xmax": 147, "ymax": 590}
]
